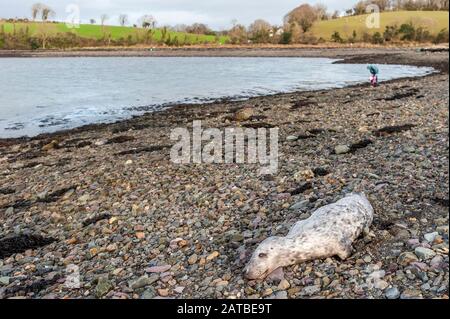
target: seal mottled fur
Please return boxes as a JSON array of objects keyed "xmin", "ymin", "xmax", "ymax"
[{"xmin": 245, "ymin": 193, "xmax": 374, "ymax": 280}]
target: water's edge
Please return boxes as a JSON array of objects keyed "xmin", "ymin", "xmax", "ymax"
[{"xmin": 0, "ymin": 69, "xmax": 439, "ymax": 145}]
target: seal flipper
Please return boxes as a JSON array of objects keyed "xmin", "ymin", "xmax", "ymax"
[
  {"xmin": 337, "ymin": 237, "xmax": 353, "ymax": 260},
  {"xmin": 336, "ymin": 245, "xmax": 353, "ymax": 260}
]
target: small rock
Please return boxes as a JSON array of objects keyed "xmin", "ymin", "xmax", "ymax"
[
  {"xmin": 130, "ymin": 275, "xmax": 158, "ymax": 290},
  {"xmin": 414, "ymin": 247, "xmax": 436, "ymax": 260},
  {"xmin": 302, "ymin": 285, "xmax": 321, "ymax": 296},
  {"xmin": 0, "ymin": 277, "xmax": 10, "ymax": 286},
  {"xmin": 206, "ymin": 251, "xmax": 220, "ymax": 261},
  {"xmin": 262, "ymin": 288, "xmax": 273, "ymax": 297},
  {"xmin": 174, "ymin": 286, "xmax": 185, "ymax": 294},
  {"xmin": 430, "ymin": 255, "xmax": 444, "ymax": 269},
  {"xmin": 424, "ymin": 232, "xmax": 439, "ymax": 243},
  {"xmin": 146, "ymin": 265, "xmax": 171, "ymax": 273},
  {"xmin": 140, "ymin": 288, "xmax": 156, "ymax": 299},
  {"xmin": 158, "ymin": 289, "xmax": 169, "ymax": 297},
  {"xmin": 95, "ymin": 277, "xmax": 113, "ymax": 298},
  {"xmin": 334, "ymin": 145, "xmax": 351, "ymax": 155},
  {"xmin": 5, "ymin": 207, "xmax": 13, "ymax": 215},
  {"xmin": 235, "ymin": 108, "xmax": 254, "ymax": 121},
  {"xmin": 374, "ymin": 279, "xmax": 389, "ymax": 290},
  {"xmin": 106, "ymin": 244, "xmax": 117, "ymax": 252},
  {"xmin": 436, "ymin": 225, "xmax": 449, "ymax": 235},
  {"xmin": 135, "ymin": 232, "xmax": 146, "ymax": 239},
  {"xmin": 363, "ymin": 255, "xmax": 372, "ymax": 263},
  {"xmin": 188, "ymin": 254, "xmax": 198, "ymax": 265},
  {"xmin": 400, "ymin": 289, "xmax": 423, "ymax": 299},
  {"xmin": 398, "ymin": 252, "xmax": 418, "ymax": 266},
  {"xmin": 290, "ymin": 200, "xmax": 309, "ymax": 211},
  {"xmin": 278, "ymin": 279, "xmax": 290, "ymax": 290},
  {"xmin": 267, "ymin": 291, "xmax": 288, "ymax": 299},
  {"xmin": 385, "ymin": 287, "xmax": 400, "ymax": 299},
  {"xmin": 42, "ymin": 140, "xmax": 59, "ymax": 151},
  {"xmin": 286, "ymin": 135, "xmax": 298, "ymax": 142}
]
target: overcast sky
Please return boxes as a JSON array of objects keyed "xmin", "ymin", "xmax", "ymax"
[{"xmin": 0, "ymin": 0, "xmax": 356, "ymax": 29}]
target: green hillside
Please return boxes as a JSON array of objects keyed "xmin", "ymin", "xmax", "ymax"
[
  {"xmin": 0, "ymin": 21, "xmax": 228, "ymax": 45},
  {"xmin": 311, "ymin": 11, "xmax": 449, "ymax": 40}
]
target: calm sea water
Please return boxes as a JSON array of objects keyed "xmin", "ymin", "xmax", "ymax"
[{"xmin": 0, "ymin": 57, "xmax": 433, "ymax": 138}]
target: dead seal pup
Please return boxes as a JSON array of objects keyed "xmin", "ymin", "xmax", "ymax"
[{"xmin": 245, "ymin": 193, "xmax": 374, "ymax": 280}]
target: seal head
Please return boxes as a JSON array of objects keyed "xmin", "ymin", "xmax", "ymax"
[{"xmin": 244, "ymin": 237, "xmax": 288, "ymax": 280}]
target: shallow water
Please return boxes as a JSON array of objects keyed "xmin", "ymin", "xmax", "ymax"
[{"xmin": 0, "ymin": 57, "xmax": 434, "ymax": 138}]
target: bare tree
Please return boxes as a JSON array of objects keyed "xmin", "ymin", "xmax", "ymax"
[
  {"xmin": 353, "ymin": 1, "xmax": 367, "ymax": 15},
  {"xmin": 173, "ymin": 24, "xmax": 188, "ymax": 32},
  {"xmin": 41, "ymin": 5, "xmax": 55, "ymax": 22},
  {"xmin": 119, "ymin": 14, "xmax": 128, "ymax": 27},
  {"xmin": 31, "ymin": 3, "xmax": 43, "ymax": 21},
  {"xmin": 248, "ymin": 19, "xmax": 272, "ymax": 43},
  {"xmin": 101, "ymin": 14, "xmax": 109, "ymax": 26},
  {"xmin": 186, "ymin": 23, "xmax": 212, "ymax": 35},
  {"xmin": 285, "ymin": 4, "xmax": 318, "ymax": 32},
  {"xmin": 331, "ymin": 10, "xmax": 341, "ymax": 19},
  {"xmin": 314, "ymin": 4, "xmax": 329, "ymax": 20}
]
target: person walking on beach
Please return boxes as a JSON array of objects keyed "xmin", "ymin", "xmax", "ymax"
[{"xmin": 367, "ymin": 65, "xmax": 379, "ymax": 87}]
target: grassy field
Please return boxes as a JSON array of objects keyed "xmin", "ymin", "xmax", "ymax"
[
  {"xmin": 0, "ymin": 21, "xmax": 228, "ymax": 45},
  {"xmin": 311, "ymin": 11, "xmax": 449, "ymax": 40}
]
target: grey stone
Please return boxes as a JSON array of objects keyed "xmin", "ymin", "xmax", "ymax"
[
  {"xmin": 301, "ymin": 285, "xmax": 321, "ymax": 296},
  {"xmin": 0, "ymin": 276, "xmax": 10, "ymax": 286},
  {"xmin": 424, "ymin": 232, "xmax": 439, "ymax": 243},
  {"xmin": 130, "ymin": 274, "xmax": 159, "ymax": 290},
  {"xmin": 414, "ymin": 247, "xmax": 436, "ymax": 260},
  {"xmin": 140, "ymin": 287, "xmax": 156, "ymax": 299},
  {"xmin": 290, "ymin": 200, "xmax": 309, "ymax": 211},
  {"xmin": 286, "ymin": 135, "xmax": 298, "ymax": 142},
  {"xmin": 385, "ymin": 287, "xmax": 400, "ymax": 299},
  {"xmin": 95, "ymin": 277, "xmax": 113, "ymax": 298},
  {"xmin": 400, "ymin": 289, "xmax": 423, "ymax": 299},
  {"xmin": 335, "ymin": 145, "xmax": 351, "ymax": 155}
]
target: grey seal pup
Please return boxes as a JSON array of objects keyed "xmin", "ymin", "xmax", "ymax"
[{"xmin": 245, "ymin": 193, "xmax": 374, "ymax": 280}]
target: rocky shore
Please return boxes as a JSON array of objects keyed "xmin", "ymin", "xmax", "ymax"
[{"xmin": 0, "ymin": 49, "xmax": 448, "ymax": 299}]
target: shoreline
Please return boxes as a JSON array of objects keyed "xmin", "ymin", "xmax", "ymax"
[{"xmin": 0, "ymin": 48, "xmax": 447, "ymax": 145}]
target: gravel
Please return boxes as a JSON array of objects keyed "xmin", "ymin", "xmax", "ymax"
[{"xmin": 0, "ymin": 50, "xmax": 448, "ymax": 299}]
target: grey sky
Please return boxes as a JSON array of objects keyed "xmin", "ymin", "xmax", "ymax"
[{"xmin": 0, "ymin": 0, "xmax": 356, "ymax": 29}]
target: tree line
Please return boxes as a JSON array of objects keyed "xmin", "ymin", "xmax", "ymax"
[
  {"xmin": 0, "ymin": 1, "xmax": 448, "ymax": 50},
  {"xmin": 351, "ymin": 0, "xmax": 449, "ymax": 15}
]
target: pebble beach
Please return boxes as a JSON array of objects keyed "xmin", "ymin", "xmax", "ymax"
[{"xmin": 0, "ymin": 48, "xmax": 448, "ymax": 299}]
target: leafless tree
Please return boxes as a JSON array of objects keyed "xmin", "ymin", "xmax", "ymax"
[
  {"xmin": 186, "ymin": 23, "xmax": 212, "ymax": 35},
  {"xmin": 41, "ymin": 5, "xmax": 55, "ymax": 22},
  {"xmin": 101, "ymin": 14, "xmax": 109, "ymax": 26},
  {"xmin": 31, "ymin": 3, "xmax": 43, "ymax": 21},
  {"xmin": 173, "ymin": 24, "xmax": 188, "ymax": 32},
  {"xmin": 331, "ymin": 10, "xmax": 341, "ymax": 19},
  {"xmin": 119, "ymin": 14, "xmax": 128, "ymax": 27},
  {"xmin": 314, "ymin": 3, "xmax": 329, "ymax": 20}
]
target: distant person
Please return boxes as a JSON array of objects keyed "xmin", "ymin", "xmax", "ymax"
[{"xmin": 367, "ymin": 65, "xmax": 379, "ymax": 87}]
